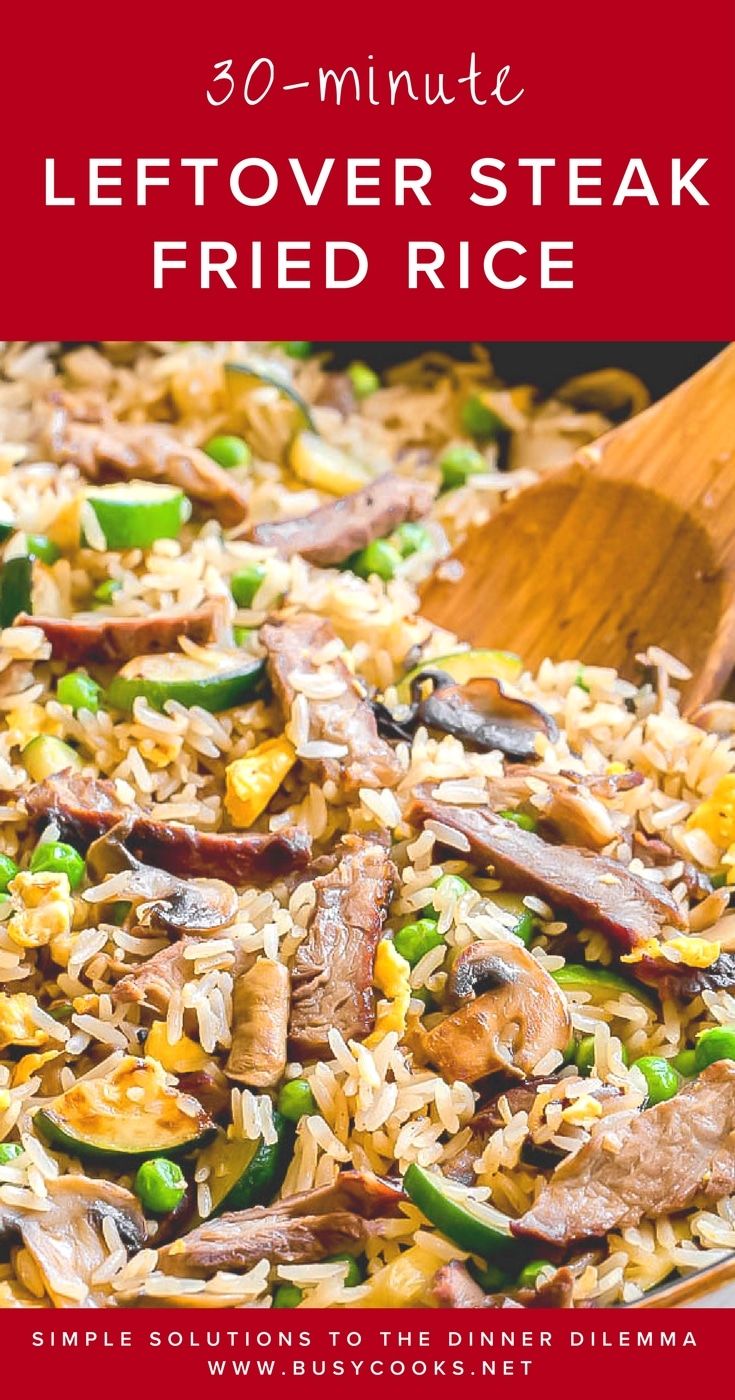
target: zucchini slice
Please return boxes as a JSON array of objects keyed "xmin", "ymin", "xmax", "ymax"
[
  {"xmin": 396, "ymin": 647, "xmax": 522, "ymax": 703},
  {"xmin": 107, "ymin": 649, "xmax": 266, "ymax": 713},
  {"xmin": 0, "ymin": 503, "xmax": 15, "ymax": 543},
  {"xmin": 289, "ymin": 431, "xmax": 372, "ymax": 496},
  {"xmin": 487, "ymin": 891, "xmax": 536, "ymax": 947},
  {"xmin": 403, "ymin": 1163, "xmax": 522, "ymax": 1264},
  {"xmin": 194, "ymin": 1111, "xmax": 293, "ymax": 1220},
  {"xmin": 22, "ymin": 734, "xmax": 83, "ymax": 782},
  {"xmin": 84, "ymin": 482, "xmax": 192, "ymax": 550},
  {"xmin": 36, "ymin": 1055, "xmax": 215, "ymax": 1160},
  {"xmin": 552, "ymin": 963, "xmax": 657, "ymax": 1009},
  {"xmin": 0, "ymin": 555, "xmax": 33, "ymax": 627},
  {"xmin": 225, "ymin": 358, "xmax": 316, "ymax": 433}
]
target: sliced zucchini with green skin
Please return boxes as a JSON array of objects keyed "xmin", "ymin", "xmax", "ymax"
[
  {"xmin": 84, "ymin": 483, "xmax": 192, "ymax": 550},
  {"xmin": 36, "ymin": 1056, "xmax": 215, "ymax": 1160},
  {"xmin": 396, "ymin": 648, "xmax": 522, "ymax": 703},
  {"xmin": 194, "ymin": 1111, "xmax": 294, "ymax": 1220},
  {"xmin": 552, "ymin": 963, "xmax": 657, "ymax": 1009},
  {"xmin": 22, "ymin": 734, "xmax": 83, "ymax": 781},
  {"xmin": 225, "ymin": 359, "xmax": 316, "ymax": 433},
  {"xmin": 0, "ymin": 503, "xmax": 15, "ymax": 543},
  {"xmin": 488, "ymin": 892, "xmax": 536, "ymax": 947},
  {"xmin": 107, "ymin": 650, "xmax": 266, "ymax": 714},
  {"xmin": 0, "ymin": 555, "xmax": 33, "ymax": 626},
  {"xmin": 403, "ymin": 1163, "xmax": 522, "ymax": 1264}
]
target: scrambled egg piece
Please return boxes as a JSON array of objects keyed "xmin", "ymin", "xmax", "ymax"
[
  {"xmin": 225, "ymin": 735, "xmax": 296, "ymax": 827},
  {"xmin": 146, "ymin": 1020, "xmax": 208, "ymax": 1073},
  {"xmin": 365, "ymin": 939, "xmax": 412, "ymax": 1047},
  {"xmin": 353, "ymin": 1244, "xmax": 440, "ymax": 1308},
  {"xmin": 689, "ymin": 775, "xmax": 735, "ymax": 851},
  {"xmin": 12, "ymin": 1049, "xmax": 60, "ymax": 1086},
  {"xmin": 560, "ymin": 1093, "xmax": 603, "ymax": 1126},
  {"xmin": 7, "ymin": 871, "xmax": 74, "ymax": 950},
  {"xmin": 5, "ymin": 702, "xmax": 62, "ymax": 743},
  {"xmin": 0, "ymin": 993, "xmax": 48, "ymax": 1050},
  {"xmin": 622, "ymin": 934, "xmax": 721, "ymax": 969}
]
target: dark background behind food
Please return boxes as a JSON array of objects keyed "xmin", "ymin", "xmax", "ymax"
[{"xmin": 318, "ymin": 343, "xmax": 727, "ymax": 399}]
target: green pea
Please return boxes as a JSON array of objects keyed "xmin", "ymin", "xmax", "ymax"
[
  {"xmin": 134, "ymin": 1157, "xmax": 186, "ymax": 1214},
  {"xmin": 30, "ymin": 840, "xmax": 86, "ymax": 890},
  {"xmin": 671, "ymin": 1049, "xmax": 697, "ymax": 1077},
  {"xmin": 0, "ymin": 853, "xmax": 19, "ymax": 894},
  {"xmin": 233, "ymin": 625, "xmax": 256, "ymax": 647},
  {"xmin": 93, "ymin": 578, "xmax": 122, "ymax": 604},
  {"xmin": 431, "ymin": 873, "xmax": 472, "ymax": 905},
  {"xmin": 26, "ymin": 534, "xmax": 61, "ymax": 565},
  {"xmin": 498, "ymin": 808, "xmax": 538, "ymax": 833},
  {"xmin": 460, "ymin": 395, "xmax": 504, "ymax": 439},
  {"xmin": 393, "ymin": 917, "xmax": 444, "ymax": 968},
  {"xmin": 392, "ymin": 521, "xmax": 433, "ymax": 558},
  {"xmin": 277, "ymin": 1078, "xmax": 317, "ymax": 1122},
  {"xmin": 275, "ymin": 342, "xmax": 311, "ymax": 360},
  {"xmin": 203, "ymin": 435, "xmax": 252, "ymax": 470},
  {"xmin": 57, "ymin": 670, "xmax": 102, "ymax": 714},
  {"xmin": 328, "ymin": 1253, "xmax": 364, "ymax": 1287},
  {"xmin": 347, "ymin": 361, "xmax": 380, "ymax": 399},
  {"xmin": 694, "ymin": 1026, "xmax": 735, "ymax": 1072},
  {"xmin": 517, "ymin": 1259, "xmax": 552, "ymax": 1289},
  {"xmin": 231, "ymin": 564, "xmax": 267, "ymax": 608},
  {"xmin": 0, "ymin": 1142, "xmax": 23, "ymax": 1164},
  {"xmin": 438, "ymin": 444, "xmax": 487, "ymax": 492},
  {"xmin": 632, "ymin": 1055, "xmax": 679, "ymax": 1105},
  {"xmin": 351, "ymin": 539, "xmax": 401, "ymax": 582},
  {"xmin": 273, "ymin": 1284, "xmax": 303, "ymax": 1308}
]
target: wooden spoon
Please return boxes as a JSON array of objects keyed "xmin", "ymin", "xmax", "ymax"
[{"xmin": 421, "ymin": 344, "xmax": 735, "ymax": 712}]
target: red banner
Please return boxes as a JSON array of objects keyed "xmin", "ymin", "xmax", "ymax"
[
  {"xmin": 1, "ymin": 0, "xmax": 734, "ymax": 338},
  {"xmin": 10, "ymin": 1308, "xmax": 721, "ymax": 1398}
]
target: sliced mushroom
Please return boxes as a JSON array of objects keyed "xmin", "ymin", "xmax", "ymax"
[
  {"xmin": 0, "ymin": 1175, "xmax": 145, "ymax": 1308},
  {"xmin": 413, "ymin": 672, "xmax": 558, "ymax": 761},
  {"xmin": 689, "ymin": 700, "xmax": 735, "ymax": 735},
  {"xmin": 416, "ymin": 939, "xmax": 571, "ymax": 1084},
  {"xmin": 84, "ymin": 822, "xmax": 238, "ymax": 934},
  {"xmin": 555, "ymin": 368, "xmax": 650, "ymax": 419},
  {"xmin": 533, "ymin": 783, "xmax": 618, "ymax": 850},
  {"xmin": 225, "ymin": 958, "xmax": 290, "ymax": 1088}
]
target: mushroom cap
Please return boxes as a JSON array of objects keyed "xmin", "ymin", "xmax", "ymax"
[{"xmin": 422, "ymin": 938, "xmax": 571, "ymax": 1084}]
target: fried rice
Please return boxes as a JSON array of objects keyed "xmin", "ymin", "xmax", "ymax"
[{"xmin": 0, "ymin": 339, "xmax": 733, "ymax": 1311}]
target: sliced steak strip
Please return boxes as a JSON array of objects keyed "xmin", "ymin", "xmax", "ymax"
[
  {"xmin": 15, "ymin": 605, "xmax": 216, "ymax": 666},
  {"xmin": 112, "ymin": 937, "xmax": 195, "ymax": 1015},
  {"xmin": 113, "ymin": 937, "xmax": 254, "ymax": 1015},
  {"xmin": 409, "ymin": 793, "xmax": 685, "ymax": 952},
  {"xmin": 431, "ymin": 1260, "xmax": 574, "ymax": 1309},
  {"xmin": 262, "ymin": 613, "xmax": 402, "ymax": 790},
  {"xmin": 25, "ymin": 772, "xmax": 312, "ymax": 885},
  {"xmin": 158, "ymin": 1171, "xmax": 403, "ymax": 1277},
  {"xmin": 44, "ymin": 409, "xmax": 249, "ymax": 526},
  {"xmin": 512, "ymin": 1061, "xmax": 735, "ymax": 1248},
  {"xmin": 250, "ymin": 472, "xmax": 436, "ymax": 567},
  {"xmin": 431, "ymin": 1261, "xmax": 490, "ymax": 1308},
  {"xmin": 288, "ymin": 835, "xmax": 397, "ymax": 1060}
]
